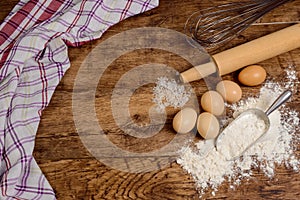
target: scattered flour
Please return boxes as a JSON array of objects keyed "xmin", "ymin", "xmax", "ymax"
[
  {"xmin": 177, "ymin": 66, "xmax": 300, "ymax": 197},
  {"xmin": 152, "ymin": 77, "xmax": 191, "ymax": 111}
]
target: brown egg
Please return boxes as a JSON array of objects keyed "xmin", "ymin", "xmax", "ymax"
[
  {"xmin": 238, "ymin": 65, "xmax": 267, "ymax": 86},
  {"xmin": 201, "ymin": 91, "xmax": 224, "ymax": 116},
  {"xmin": 197, "ymin": 112, "xmax": 220, "ymax": 139},
  {"xmin": 172, "ymin": 107, "xmax": 197, "ymax": 133},
  {"xmin": 216, "ymin": 80, "xmax": 242, "ymax": 103}
]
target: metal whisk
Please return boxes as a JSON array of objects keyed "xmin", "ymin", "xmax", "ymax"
[{"xmin": 185, "ymin": 0, "xmax": 293, "ymax": 49}]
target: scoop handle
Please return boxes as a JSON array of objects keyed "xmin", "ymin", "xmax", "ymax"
[
  {"xmin": 265, "ymin": 90, "xmax": 292, "ymax": 116},
  {"xmin": 214, "ymin": 24, "xmax": 300, "ymax": 76}
]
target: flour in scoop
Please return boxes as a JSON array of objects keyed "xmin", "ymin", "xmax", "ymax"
[
  {"xmin": 218, "ymin": 112, "xmax": 267, "ymax": 160},
  {"xmin": 177, "ymin": 65, "xmax": 300, "ymax": 197}
]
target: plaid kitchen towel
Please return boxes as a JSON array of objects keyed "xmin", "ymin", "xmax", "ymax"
[{"xmin": 0, "ymin": 0, "xmax": 159, "ymax": 199}]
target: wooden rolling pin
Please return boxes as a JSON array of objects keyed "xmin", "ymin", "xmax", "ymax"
[{"xmin": 181, "ymin": 24, "xmax": 300, "ymax": 83}]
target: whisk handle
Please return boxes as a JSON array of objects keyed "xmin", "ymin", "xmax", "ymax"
[{"xmin": 214, "ymin": 24, "xmax": 300, "ymax": 76}]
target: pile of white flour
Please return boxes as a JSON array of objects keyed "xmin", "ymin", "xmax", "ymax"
[
  {"xmin": 152, "ymin": 76, "xmax": 191, "ymax": 111},
  {"xmin": 177, "ymin": 66, "xmax": 300, "ymax": 196},
  {"xmin": 217, "ymin": 112, "xmax": 267, "ymax": 161}
]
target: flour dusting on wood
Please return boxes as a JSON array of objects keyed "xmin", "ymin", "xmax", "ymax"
[{"xmin": 152, "ymin": 76, "xmax": 191, "ymax": 111}]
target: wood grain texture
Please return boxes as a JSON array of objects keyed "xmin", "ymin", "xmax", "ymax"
[{"xmin": 1, "ymin": 0, "xmax": 300, "ymax": 199}]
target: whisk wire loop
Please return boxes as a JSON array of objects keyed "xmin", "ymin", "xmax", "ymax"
[{"xmin": 185, "ymin": 0, "xmax": 293, "ymax": 49}]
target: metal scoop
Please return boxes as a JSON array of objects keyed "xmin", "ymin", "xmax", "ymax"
[{"xmin": 216, "ymin": 90, "xmax": 292, "ymax": 161}]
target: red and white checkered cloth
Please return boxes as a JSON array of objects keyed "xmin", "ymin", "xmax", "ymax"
[{"xmin": 0, "ymin": 0, "xmax": 159, "ymax": 199}]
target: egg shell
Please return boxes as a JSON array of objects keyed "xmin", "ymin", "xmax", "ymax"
[
  {"xmin": 172, "ymin": 107, "xmax": 197, "ymax": 134},
  {"xmin": 216, "ymin": 80, "xmax": 242, "ymax": 103},
  {"xmin": 238, "ymin": 65, "xmax": 267, "ymax": 86},
  {"xmin": 200, "ymin": 91, "xmax": 224, "ymax": 116},
  {"xmin": 197, "ymin": 112, "xmax": 220, "ymax": 139}
]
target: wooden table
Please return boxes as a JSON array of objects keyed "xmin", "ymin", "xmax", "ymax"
[{"xmin": 1, "ymin": 0, "xmax": 299, "ymax": 199}]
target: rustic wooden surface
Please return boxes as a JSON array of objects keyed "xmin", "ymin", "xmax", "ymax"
[{"xmin": 1, "ymin": 0, "xmax": 300, "ymax": 199}]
